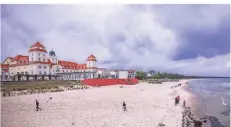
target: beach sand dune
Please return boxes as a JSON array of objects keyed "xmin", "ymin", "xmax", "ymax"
[{"xmin": 2, "ymin": 80, "xmax": 189, "ymax": 127}]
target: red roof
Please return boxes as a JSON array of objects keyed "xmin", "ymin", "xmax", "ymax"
[
  {"xmin": 28, "ymin": 48, "xmax": 47, "ymax": 53},
  {"xmin": 57, "ymin": 60, "xmax": 88, "ymax": 69},
  {"xmin": 128, "ymin": 70, "xmax": 136, "ymax": 73},
  {"xmin": 8, "ymin": 57, "xmax": 15, "ymax": 61},
  {"xmin": 3, "ymin": 57, "xmax": 15, "ymax": 63},
  {"xmin": 87, "ymin": 54, "xmax": 97, "ymax": 61},
  {"xmin": 30, "ymin": 42, "xmax": 45, "ymax": 48},
  {"xmin": 58, "ymin": 60, "xmax": 78, "ymax": 66},
  {"xmin": 14, "ymin": 55, "xmax": 29, "ymax": 61},
  {"xmin": 0, "ymin": 64, "xmax": 9, "ymax": 69}
]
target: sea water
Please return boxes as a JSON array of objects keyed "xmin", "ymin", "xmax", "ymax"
[{"xmin": 187, "ymin": 78, "xmax": 230, "ymax": 127}]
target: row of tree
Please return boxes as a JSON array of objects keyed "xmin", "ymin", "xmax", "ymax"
[{"xmin": 135, "ymin": 71, "xmax": 192, "ymax": 80}]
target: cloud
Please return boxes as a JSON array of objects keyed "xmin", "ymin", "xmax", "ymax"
[
  {"xmin": 151, "ymin": 5, "xmax": 230, "ymax": 60},
  {"xmin": 1, "ymin": 5, "xmax": 230, "ymax": 76}
]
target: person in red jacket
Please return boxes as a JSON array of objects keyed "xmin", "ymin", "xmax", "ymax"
[{"xmin": 177, "ymin": 95, "xmax": 180, "ymax": 104}]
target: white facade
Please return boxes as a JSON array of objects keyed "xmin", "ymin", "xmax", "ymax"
[
  {"xmin": 1, "ymin": 42, "xmax": 137, "ymax": 81},
  {"xmin": 29, "ymin": 52, "xmax": 47, "ymax": 62},
  {"xmin": 118, "ymin": 71, "xmax": 128, "ymax": 79},
  {"xmin": 0, "ymin": 42, "xmax": 99, "ymax": 79},
  {"xmin": 87, "ymin": 60, "xmax": 96, "ymax": 68},
  {"xmin": 9, "ymin": 64, "xmax": 50, "ymax": 75}
]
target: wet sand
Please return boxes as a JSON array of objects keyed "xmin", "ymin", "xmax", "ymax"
[{"xmin": 2, "ymin": 80, "xmax": 190, "ymax": 127}]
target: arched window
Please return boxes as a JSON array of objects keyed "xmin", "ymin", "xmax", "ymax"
[{"xmin": 25, "ymin": 71, "xmax": 28, "ymax": 75}]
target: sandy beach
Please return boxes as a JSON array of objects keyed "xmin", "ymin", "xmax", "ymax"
[{"xmin": 1, "ymin": 80, "xmax": 191, "ymax": 127}]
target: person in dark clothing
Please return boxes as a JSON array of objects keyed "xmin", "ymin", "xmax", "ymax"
[
  {"xmin": 36, "ymin": 100, "xmax": 41, "ymax": 111},
  {"xmin": 122, "ymin": 101, "xmax": 127, "ymax": 111},
  {"xmin": 175, "ymin": 97, "xmax": 178, "ymax": 106},
  {"xmin": 183, "ymin": 100, "xmax": 186, "ymax": 107}
]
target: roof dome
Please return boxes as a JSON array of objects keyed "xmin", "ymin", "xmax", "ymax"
[
  {"xmin": 87, "ymin": 54, "xmax": 97, "ymax": 61},
  {"xmin": 49, "ymin": 50, "xmax": 56, "ymax": 56}
]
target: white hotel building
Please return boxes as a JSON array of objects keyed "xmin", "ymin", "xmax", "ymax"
[{"xmin": 0, "ymin": 42, "xmax": 136, "ymax": 81}]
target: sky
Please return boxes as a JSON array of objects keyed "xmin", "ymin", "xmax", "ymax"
[{"xmin": 1, "ymin": 4, "xmax": 230, "ymax": 77}]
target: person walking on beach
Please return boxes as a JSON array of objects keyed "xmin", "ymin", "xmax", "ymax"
[
  {"xmin": 36, "ymin": 100, "xmax": 41, "ymax": 111},
  {"xmin": 177, "ymin": 95, "xmax": 180, "ymax": 103},
  {"xmin": 183, "ymin": 100, "xmax": 186, "ymax": 107},
  {"xmin": 123, "ymin": 101, "xmax": 127, "ymax": 111},
  {"xmin": 175, "ymin": 97, "xmax": 178, "ymax": 106}
]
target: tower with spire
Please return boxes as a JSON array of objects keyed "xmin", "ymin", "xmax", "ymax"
[{"xmin": 49, "ymin": 49, "xmax": 57, "ymax": 64}]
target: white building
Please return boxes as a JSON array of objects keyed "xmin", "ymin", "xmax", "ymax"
[
  {"xmin": 118, "ymin": 70, "xmax": 128, "ymax": 79},
  {"xmin": 0, "ymin": 41, "xmax": 137, "ymax": 81},
  {"xmin": 0, "ymin": 42, "xmax": 98, "ymax": 81}
]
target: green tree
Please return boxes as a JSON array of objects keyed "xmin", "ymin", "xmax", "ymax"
[{"xmin": 135, "ymin": 71, "xmax": 146, "ymax": 80}]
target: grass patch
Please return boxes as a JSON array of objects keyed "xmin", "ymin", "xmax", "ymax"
[{"xmin": 1, "ymin": 80, "xmax": 71, "ymax": 91}]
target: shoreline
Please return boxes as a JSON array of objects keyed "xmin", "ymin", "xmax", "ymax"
[
  {"xmin": 180, "ymin": 80, "xmax": 212, "ymax": 127},
  {"xmin": 183, "ymin": 79, "xmax": 230, "ymax": 127}
]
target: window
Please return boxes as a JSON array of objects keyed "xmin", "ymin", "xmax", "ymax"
[
  {"xmin": 43, "ymin": 54, "xmax": 45, "ymax": 56},
  {"xmin": 39, "ymin": 71, "xmax": 42, "ymax": 75},
  {"xmin": 43, "ymin": 58, "xmax": 45, "ymax": 61},
  {"xmin": 39, "ymin": 58, "xmax": 41, "ymax": 61},
  {"xmin": 38, "ymin": 65, "xmax": 41, "ymax": 69},
  {"xmin": 25, "ymin": 71, "xmax": 28, "ymax": 74},
  {"xmin": 38, "ymin": 53, "xmax": 40, "ymax": 56},
  {"xmin": 44, "ymin": 72, "xmax": 47, "ymax": 75},
  {"xmin": 32, "ymin": 53, "xmax": 33, "ymax": 56},
  {"xmin": 44, "ymin": 66, "xmax": 47, "ymax": 69},
  {"xmin": 32, "ymin": 58, "xmax": 33, "ymax": 61}
]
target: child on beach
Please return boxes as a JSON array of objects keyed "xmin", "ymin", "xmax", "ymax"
[
  {"xmin": 123, "ymin": 101, "xmax": 127, "ymax": 111},
  {"xmin": 36, "ymin": 100, "xmax": 41, "ymax": 111}
]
